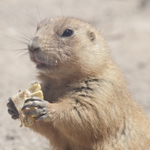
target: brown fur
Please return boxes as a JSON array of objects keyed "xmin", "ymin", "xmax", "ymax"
[{"xmin": 28, "ymin": 17, "xmax": 150, "ymax": 150}]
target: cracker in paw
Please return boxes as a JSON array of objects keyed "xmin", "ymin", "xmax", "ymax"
[{"xmin": 9, "ymin": 82, "xmax": 43, "ymax": 127}]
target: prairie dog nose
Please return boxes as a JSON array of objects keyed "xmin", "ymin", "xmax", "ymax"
[{"xmin": 28, "ymin": 37, "xmax": 40, "ymax": 51}]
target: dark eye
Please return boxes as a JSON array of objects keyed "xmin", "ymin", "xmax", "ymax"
[{"xmin": 61, "ymin": 29, "xmax": 73, "ymax": 37}]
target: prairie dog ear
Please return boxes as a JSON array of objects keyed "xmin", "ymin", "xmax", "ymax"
[{"xmin": 87, "ymin": 30, "xmax": 96, "ymax": 42}]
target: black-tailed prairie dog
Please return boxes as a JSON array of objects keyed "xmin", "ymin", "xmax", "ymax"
[{"xmin": 7, "ymin": 17, "xmax": 150, "ymax": 150}]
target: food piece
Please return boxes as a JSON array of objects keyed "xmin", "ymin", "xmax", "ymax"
[{"xmin": 10, "ymin": 83, "xmax": 43, "ymax": 127}]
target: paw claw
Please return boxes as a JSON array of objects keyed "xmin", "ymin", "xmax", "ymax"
[
  {"xmin": 25, "ymin": 97, "xmax": 43, "ymax": 103},
  {"xmin": 12, "ymin": 115, "xmax": 19, "ymax": 120},
  {"xmin": 8, "ymin": 109, "xmax": 19, "ymax": 116},
  {"xmin": 21, "ymin": 97, "xmax": 49, "ymax": 121},
  {"xmin": 33, "ymin": 114, "xmax": 47, "ymax": 121},
  {"xmin": 26, "ymin": 108, "xmax": 46, "ymax": 116}
]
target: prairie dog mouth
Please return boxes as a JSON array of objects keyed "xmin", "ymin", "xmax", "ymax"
[
  {"xmin": 30, "ymin": 52, "xmax": 58, "ymax": 71},
  {"xmin": 29, "ymin": 52, "xmax": 49, "ymax": 69},
  {"xmin": 36, "ymin": 63, "xmax": 49, "ymax": 69}
]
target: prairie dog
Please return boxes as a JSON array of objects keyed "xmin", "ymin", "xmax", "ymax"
[{"xmin": 7, "ymin": 17, "xmax": 150, "ymax": 150}]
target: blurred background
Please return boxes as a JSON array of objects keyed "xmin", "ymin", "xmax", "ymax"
[{"xmin": 0, "ymin": 0, "xmax": 150, "ymax": 149}]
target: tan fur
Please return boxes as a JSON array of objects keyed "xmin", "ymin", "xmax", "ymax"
[{"xmin": 28, "ymin": 17, "xmax": 150, "ymax": 150}]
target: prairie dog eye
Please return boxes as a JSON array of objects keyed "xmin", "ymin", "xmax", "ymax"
[{"xmin": 61, "ymin": 29, "xmax": 73, "ymax": 37}]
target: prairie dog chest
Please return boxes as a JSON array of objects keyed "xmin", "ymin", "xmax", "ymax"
[
  {"xmin": 42, "ymin": 78, "xmax": 101, "ymax": 103},
  {"xmin": 41, "ymin": 83, "xmax": 73, "ymax": 103}
]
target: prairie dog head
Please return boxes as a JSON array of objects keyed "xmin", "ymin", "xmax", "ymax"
[{"xmin": 28, "ymin": 17, "xmax": 109, "ymax": 80}]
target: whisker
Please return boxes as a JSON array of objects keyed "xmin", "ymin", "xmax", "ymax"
[
  {"xmin": 24, "ymin": 8, "xmax": 39, "ymax": 24},
  {"xmin": 0, "ymin": 42, "xmax": 27, "ymax": 47},
  {"xmin": 0, "ymin": 35, "xmax": 28, "ymax": 45},
  {"xmin": 59, "ymin": 5, "xmax": 64, "ymax": 18},
  {"xmin": 18, "ymin": 21, "xmax": 33, "ymax": 39},
  {"xmin": 14, "ymin": 51, "xmax": 29, "ymax": 61},
  {"xmin": 12, "ymin": 27, "xmax": 31, "ymax": 40},
  {"xmin": 34, "ymin": 0, "xmax": 41, "ymax": 22},
  {"xmin": 45, "ymin": 49, "xmax": 61, "ymax": 53},
  {"xmin": 12, "ymin": 48, "xmax": 28, "ymax": 52},
  {"xmin": 19, "ymin": 36, "xmax": 30, "ymax": 42},
  {"xmin": 14, "ymin": 50, "xmax": 27, "ymax": 56}
]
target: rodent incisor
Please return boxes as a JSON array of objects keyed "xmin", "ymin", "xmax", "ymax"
[{"xmin": 7, "ymin": 17, "xmax": 150, "ymax": 150}]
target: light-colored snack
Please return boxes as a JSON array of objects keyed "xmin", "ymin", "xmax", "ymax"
[{"xmin": 10, "ymin": 83, "xmax": 43, "ymax": 127}]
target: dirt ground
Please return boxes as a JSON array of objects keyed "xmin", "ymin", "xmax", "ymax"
[{"xmin": 0, "ymin": 0, "xmax": 150, "ymax": 149}]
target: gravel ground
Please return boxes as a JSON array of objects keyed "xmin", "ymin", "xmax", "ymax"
[{"xmin": 0, "ymin": 0, "xmax": 150, "ymax": 149}]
